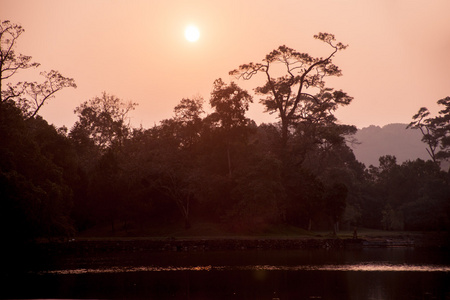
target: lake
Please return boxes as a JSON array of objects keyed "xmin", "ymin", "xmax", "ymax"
[{"xmin": 2, "ymin": 247, "xmax": 449, "ymax": 299}]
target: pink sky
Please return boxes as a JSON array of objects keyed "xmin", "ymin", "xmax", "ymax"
[{"xmin": 2, "ymin": 0, "xmax": 450, "ymax": 129}]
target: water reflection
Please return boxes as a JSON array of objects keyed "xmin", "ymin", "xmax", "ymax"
[
  {"xmin": 45, "ymin": 263, "xmax": 450, "ymax": 275},
  {"xmin": 4, "ymin": 248, "xmax": 449, "ymax": 299}
]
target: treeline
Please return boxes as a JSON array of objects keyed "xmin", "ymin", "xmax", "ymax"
[
  {"xmin": 1, "ymin": 20, "xmax": 449, "ymax": 242},
  {"xmin": 1, "ymin": 91, "xmax": 449, "ymax": 241}
]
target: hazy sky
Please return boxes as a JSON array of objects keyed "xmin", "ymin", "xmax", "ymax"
[{"xmin": 2, "ymin": 0, "xmax": 450, "ymax": 129}]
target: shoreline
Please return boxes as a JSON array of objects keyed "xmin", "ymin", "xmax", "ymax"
[
  {"xmin": 39, "ymin": 232, "xmax": 449, "ymax": 254},
  {"xmin": 4, "ymin": 232, "xmax": 448, "ymax": 274}
]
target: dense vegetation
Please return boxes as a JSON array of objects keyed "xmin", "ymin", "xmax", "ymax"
[{"xmin": 1, "ymin": 20, "xmax": 449, "ymax": 242}]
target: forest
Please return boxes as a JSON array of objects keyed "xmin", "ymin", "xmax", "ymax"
[{"xmin": 1, "ymin": 20, "xmax": 450, "ymax": 243}]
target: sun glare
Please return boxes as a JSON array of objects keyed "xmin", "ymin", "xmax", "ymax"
[{"xmin": 185, "ymin": 25, "xmax": 200, "ymax": 42}]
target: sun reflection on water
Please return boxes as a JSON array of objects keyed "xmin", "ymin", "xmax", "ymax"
[{"xmin": 43, "ymin": 263, "xmax": 450, "ymax": 275}]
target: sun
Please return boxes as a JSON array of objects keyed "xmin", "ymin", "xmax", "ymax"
[{"xmin": 185, "ymin": 25, "xmax": 200, "ymax": 42}]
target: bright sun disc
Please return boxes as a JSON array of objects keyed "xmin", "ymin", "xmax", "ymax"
[{"xmin": 185, "ymin": 25, "xmax": 200, "ymax": 42}]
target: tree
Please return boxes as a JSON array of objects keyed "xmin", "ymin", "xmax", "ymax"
[
  {"xmin": 89, "ymin": 149, "xmax": 123, "ymax": 233},
  {"xmin": 324, "ymin": 182, "xmax": 348, "ymax": 235},
  {"xmin": 162, "ymin": 96, "xmax": 205, "ymax": 149},
  {"xmin": 229, "ymin": 33, "xmax": 350, "ymax": 146},
  {"xmin": 283, "ymin": 168, "xmax": 324, "ymax": 230},
  {"xmin": 359, "ymin": 154, "xmax": 450, "ymax": 231},
  {"xmin": 408, "ymin": 96, "xmax": 450, "ymax": 164},
  {"xmin": 150, "ymin": 126, "xmax": 199, "ymax": 229},
  {"xmin": 408, "ymin": 108, "xmax": 438, "ymax": 163},
  {"xmin": 209, "ymin": 78, "xmax": 253, "ymax": 130},
  {"xmin": 0, "ymin": 20, "xmax": 39, "ymax": 93},
  {"xmin": 145, "ymin": 97, "xmax": 206, "ymax": 229},
  {"xmin": 1, "ymin": 20, "xmax": 76, "ymax": 118},
  {"xmin": 18, "ymin": 70, "xmax": 77, "ymax": 118},
  {"xmin": 69, "ymin": 93, "xmax": 136, "ymax": 232},
  {"xmin": 399, "ymin": 159, "xmax": 449, "ymax": 230},
  {"xmin": 207, "ymin": 78, "xmax": 253, "ymax": 177},
  {"xmin": 381, "ymin": 204, "xmax": 403, "ymax": 231},
  {"xmin": 70, "ymin": 92, "xmax": 137, "ymax": 153},
  {"xmin": 0, "ymin": 102, "xmax": 75, "ymax": 241},
  {"xmin": 112, "ymin": 127, "xmax": 181, "ymax": 231},
  {"xmin": 226, "ymin": 152, "xmax": 285, "ymax": 232},
  {"xmin": 174, "ymin": 96, "xmax": 204, "ymax": 123}
]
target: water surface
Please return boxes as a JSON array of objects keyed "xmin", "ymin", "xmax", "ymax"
[{"xmin": 3, "ymin": 248, "xmax": 449, "ymax": 299}]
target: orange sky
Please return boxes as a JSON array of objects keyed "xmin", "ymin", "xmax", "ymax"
[{"xmin": 2, "ymin": 0, "xmax": 450, "ymax": 129}]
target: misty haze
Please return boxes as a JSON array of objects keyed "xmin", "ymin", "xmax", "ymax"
[{"xmin": 1, "ymin": 1, "xmax": 449, "ymax": 299}]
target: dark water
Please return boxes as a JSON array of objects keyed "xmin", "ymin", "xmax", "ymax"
[{"xmin": 2, "ymin": 248, "xmax": 450, "ymax": 299}]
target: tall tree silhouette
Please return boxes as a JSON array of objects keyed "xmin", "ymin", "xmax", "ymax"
[{"xmin": 230, "ymin": 33, "xmax": 350, "ymax": 147}]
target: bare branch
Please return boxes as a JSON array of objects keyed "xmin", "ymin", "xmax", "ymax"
[{"xmin": 25, "ymin": 70, "xmax": 77, "ymax": 118}]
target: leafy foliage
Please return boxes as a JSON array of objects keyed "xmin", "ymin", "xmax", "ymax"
[
  {"xmin": 0, "ymin": 102, "xmax": 75, "ymax": 241},
  {"xmin": 70, "ymin": 92, "xmax": 136, "ymax": 152}
]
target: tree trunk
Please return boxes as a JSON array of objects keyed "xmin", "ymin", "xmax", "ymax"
[
  {"xmin": 333, "ymin": 220, "xmax": 339, "ymax": 236},
  {"xmin": 226, "ymin": 143, "xmax": 232, "ymax": 178},
  {"xmin": 281, "ymin": 119, "xmax": 289, "ymax": 147},
  {"xmin": 184, "ymin": 218, "xmax": 191, "ymax": 229},
  {"xmin": 181, "ymin": 194, "xmax": 190, "ymax": 229}
]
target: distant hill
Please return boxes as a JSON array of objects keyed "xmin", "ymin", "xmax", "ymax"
[{"xmin": 348, "ymin": 123, "xmax": 429, "ymax": 167}]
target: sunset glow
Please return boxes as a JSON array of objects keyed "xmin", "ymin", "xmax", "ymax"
[{"xmin": 1, "ymin": 0, "xmax": 449, "ymax": 129}]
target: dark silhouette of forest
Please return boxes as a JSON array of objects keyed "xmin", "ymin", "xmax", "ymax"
[{"xmin": 1, "ymin": 20, "xmax": 449, "ymax": 243}]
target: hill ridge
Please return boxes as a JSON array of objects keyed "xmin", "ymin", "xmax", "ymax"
[{"xmin": 349, "ymin": 123, "xmax": 429, "ymax": 167}]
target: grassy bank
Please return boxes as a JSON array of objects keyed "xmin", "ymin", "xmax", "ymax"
[
  {"xmin": 73, "ymin": 222, "xmax": 449, "ymax": 247},
  {"xmin": 77, "ymin": 222, "xmax": 315, "ymax": 239}
]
